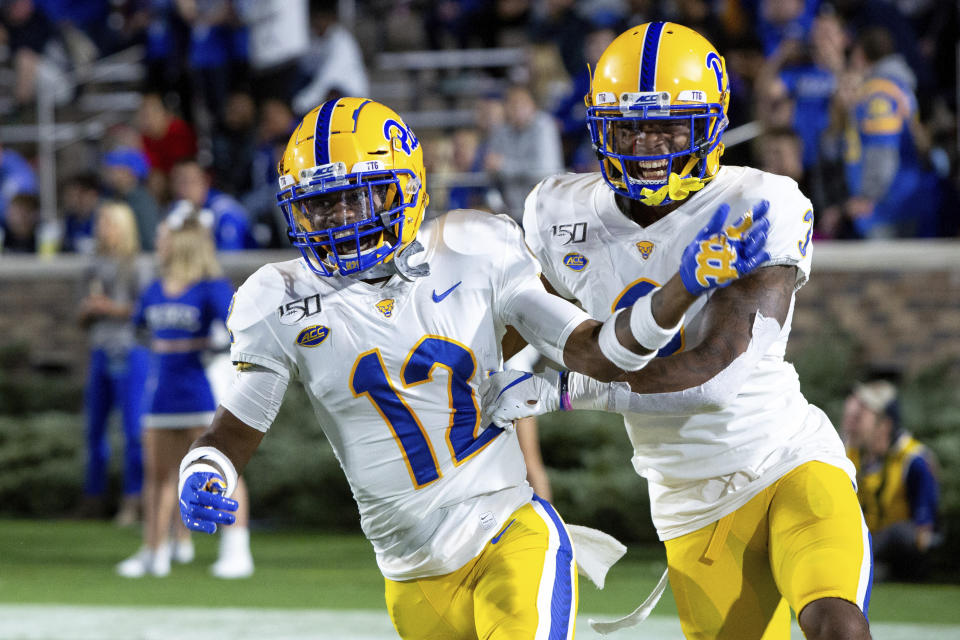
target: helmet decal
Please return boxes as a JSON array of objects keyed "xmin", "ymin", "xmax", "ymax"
[
  {"xmin": 639, "ymin": 21, "xmax": 665, "ymax": 91},
  {"xmin": 350, "ymin": 99, "xmax": 372, "ymax": 132},
  {"xmin": 706, "ymin": 52, "xmax": 724, "ymax": 92},
  {"xmin": 383, "ymin": 119, "xmax": 419, "ymax": 156},
  {"xmin": 313, "ymin": 99, "xmax": 338, "ymax": 165}
]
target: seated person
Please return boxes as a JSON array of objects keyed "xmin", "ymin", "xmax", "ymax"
[{"xmin": 850, "ymin": 380, "xmax": 941, "ymax": 581}]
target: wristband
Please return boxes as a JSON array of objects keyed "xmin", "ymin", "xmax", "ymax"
[
  {"xmin": 558, "ymin": 370, "xmax": 572, "ymax": 411},
  {"xmin": 628, "ymin": 290, "xmax": 683, "ymax": 351},
  {"xmin": 179, "ymin": 446, "xmax": 238, "ymax": 498},
  {"xmin": 598, "ymin": 309, "xmax": 657, "ymax": 371}
]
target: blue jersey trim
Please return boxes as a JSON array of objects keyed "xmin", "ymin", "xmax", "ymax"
[{"xmin": 863, "ymin": 530, "xmax": 873, "ymax": 620}]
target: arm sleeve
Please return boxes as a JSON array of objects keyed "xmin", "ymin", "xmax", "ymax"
[
  {"xmin": 493, "ymin": 213, "xmax": 591, "ymax": 365},
  {"xmin": 501, "ymin": 285, "xmax": 591, "ymax": 367},
  {"xmin": 906, "ymin": 454, "xmax": 939, "ymax": 527}
]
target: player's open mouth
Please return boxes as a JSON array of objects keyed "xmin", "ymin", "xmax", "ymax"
[
  {"xmin": 331, "ymin": 230, "xmax": 378, "ymax": 256},
  {"xmin": 634, "ymin": 159, "xmax": 669, "ymax": 182}
]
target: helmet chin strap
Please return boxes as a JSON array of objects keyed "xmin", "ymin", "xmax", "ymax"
[{"xmin": 637, "ymin": 156, "xmax": 710, "ymax": 207}]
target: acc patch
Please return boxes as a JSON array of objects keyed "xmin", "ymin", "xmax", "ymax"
[
  {"xmin": 296, "ymin": 325, "xmax": 330, "ymax": 347},
  {"xmin": 636, "ymin": 241, "xmax": 654, "ymax": 260},
  {"xmin": 562, "ymin": 252, "xmax": 588, "ymax": 271},
  {"xmin": 376, "ymin": 299, "xmax": 395, "ymax": 317}
]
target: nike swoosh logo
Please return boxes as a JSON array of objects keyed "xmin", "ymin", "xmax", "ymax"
[
  {"xmin": 490, "ymin": 519, "xmax": 517, "ymax": 545},
  {"xmin": 431, "ymin": 281, "xmax": 462, "ymax": 303}
]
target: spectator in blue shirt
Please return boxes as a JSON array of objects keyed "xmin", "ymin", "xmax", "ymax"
[
  {"xmin": 756, "ymin": 0, "xmax": 819, "ymax": 57},
  {"xmin": 176, "ymin": 0, "xmax": 236, "ymax": 124},
  {"xmin": 102, "ymin": 148, "xmax": 161, "ymax": 251},
  {"xmin": 0, "ymin": 143, "xmax": 39, "ymax": 226},
  {"xmin": 169, "ymin": 159, "xmax": 253, "ymax": 250},
  {"xmin": 61, "ymin": 173, "xmax": 102, "ymax": 255}
]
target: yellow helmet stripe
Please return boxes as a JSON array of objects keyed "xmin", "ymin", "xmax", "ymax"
[
  {"xmin": 314, "ymin": 98, "xmax": 340, "ymax": 166},
  {"xmin": 639, "ymin": 21, "xmax": 666, "ymax": 92}
]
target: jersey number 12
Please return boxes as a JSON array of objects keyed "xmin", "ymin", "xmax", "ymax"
[{"xmin": 350, "ymin": 336, "xmax": 503, "ymax": 488}]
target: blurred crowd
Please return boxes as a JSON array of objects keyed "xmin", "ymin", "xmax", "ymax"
[{"xmin": 0, "ymin": 0, "xmax": 957, "ymax": 256}]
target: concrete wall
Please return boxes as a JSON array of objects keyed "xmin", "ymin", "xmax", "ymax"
[{"xmin": 1, "ymin": 242, "xmax": 958, "ymax": 382}]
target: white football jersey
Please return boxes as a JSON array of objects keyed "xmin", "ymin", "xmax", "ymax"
[
  {"xmin": 524, "ymin": 166, "xmax": 855, "ymax": 540},
  {"xmin": 227, "ymin": 211, "xmax": 541, "ymax": 580}
]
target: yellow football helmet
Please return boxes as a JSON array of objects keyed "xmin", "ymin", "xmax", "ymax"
[
  {"xmin": 586, "ymin": 22, "xmax": 729, "ymax": 206},
  {"xmin": 277, "ymin": 98, "xmax": 429, "ymax": 276}
]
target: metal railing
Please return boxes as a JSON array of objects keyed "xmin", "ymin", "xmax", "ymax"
[{"xmin": 0, "ymin": 46, "xmax": 146, "ymax": 225}]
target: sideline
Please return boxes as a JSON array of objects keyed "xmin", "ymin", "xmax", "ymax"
[{"xmin": 1, "ymin": 605, "xmax": 958, "ymax": 639}]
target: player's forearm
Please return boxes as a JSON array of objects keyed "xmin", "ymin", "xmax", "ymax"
[
  {"xmin": 615, "ymin": 338, "xmax": 738, "ymax": 394},
  {"xmin": 561, "ymin": 307, "xmax": 785, "ymax": 418},
  {"xmin": 189, "ymin": 407, "xmax": 265, "ymax": 477},
  {"xmin": 619, "ymin": 269, "xmax": 786, "ymax": 394},
  {"xmin": 562, "ymin": 278, "xmax": 693, "ymax": 381},
  {"xmin": 506, "ymin": 281, "xmax": 692, "ymax": 382},
  {"xmin": 617, "ymin": 275, "xmax": 695, "ymax": 352}
]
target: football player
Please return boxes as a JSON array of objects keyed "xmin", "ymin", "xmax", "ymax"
[
  {"xmin": 484, "ymin": 22, "xmax": 873, "ymax": 640},
  {"xmin": 175, "ymin": 97, "xmax": 769, "ymax": 639}
]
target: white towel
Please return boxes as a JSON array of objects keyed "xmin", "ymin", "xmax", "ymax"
[
  {"xmin": 588, "ymin": 567, "xmax": 670, "ymax": 635},
  {"xmin": 566, "ymin": 524, "xmax": 627, "ymax": 590}
]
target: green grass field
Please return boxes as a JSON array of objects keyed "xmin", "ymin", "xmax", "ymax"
[{"xmin": 2, "ymin": 519, "xmax": 959, "ymax": 639}]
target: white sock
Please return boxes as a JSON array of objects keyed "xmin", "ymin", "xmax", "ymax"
[{"xmin": 219, "ymin": 526, "xmax": 250, "ymax": 556}]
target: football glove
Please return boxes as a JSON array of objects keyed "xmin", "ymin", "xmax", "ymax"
[
  {"xmin": 679, "ymin": 199, "xmax": 771, "ymax": 296},
  {"xmin": 479, "ymin": 369, "xmax": 560, "ymax": 430},
  {"xmin": 179, "ymin": 470, "xmax": 238, "ymax": 534}
]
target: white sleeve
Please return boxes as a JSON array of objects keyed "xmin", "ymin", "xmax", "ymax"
[
  {"xmin": 521, "ymin": 181, "xmax": 575, "ymax": 299},
  {"xmin": 220, "ymin": 365, "xmax": 290, "ymax": 433},
  {"xmin": 755, "ymin": 175, "xmax": 815, "ymax": 289},
  {"xmin": 228, "ymin": 271, "xmax": 294, "ymax": 378}
]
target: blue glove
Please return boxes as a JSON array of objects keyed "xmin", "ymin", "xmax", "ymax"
[
  {"xmin": 679, "ymin": 200, "xmax": 771, "ymax": 295},
  {"xmin": 179, "ymin": 470, "xmax": 238, "ymax": 534}
]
